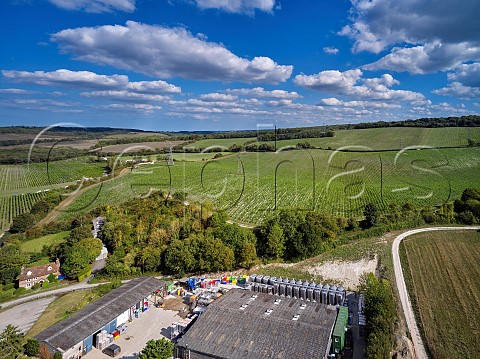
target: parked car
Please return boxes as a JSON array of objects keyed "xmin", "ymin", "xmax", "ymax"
[{"xmin": 102, "ymin": 344, "xmax": 121, "ymax": 357}]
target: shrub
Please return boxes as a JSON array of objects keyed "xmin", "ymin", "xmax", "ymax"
[
  {"xmin": 77, "ymin": 269, "xmax": 92, "ymax": 282},
  {"xmin": 31, "ymin": 283, "xmax": 41, "ymax": 290},
  {"xmin": 14, "ymin": 287, "xmax": 27, "ymax": 296},
  {"xmin": 24, "ymin": 338, "xmax": 40, "ymax": 356}
]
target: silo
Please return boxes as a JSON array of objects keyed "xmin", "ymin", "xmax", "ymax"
[
  {"xmin": 279, "ymin": 283, "xmax": 286, "ymax": 296},
  {"xmin": 261, "ymin": 284, "xmax": 267, "ymax": 293},
  {"xmin": 286, "ymin": 285, "xmax": 293, "ymax": 297},
  {"xmin": 290, "ymin": 279, "xmax": 296, "ymax": 285},
  {"xmin": 336, "ymin": 287, "xmax": 345, "ymax": 306},
  {"xmin": 303, "ymin": 280, "xmax": 309, "ymax": 288},
  {"xmin": 267, "ymin": 286, "xmax": 273, "ymax": 294},
  {"xmin": 262, "ymin": 275, "xmax": 270, "ymax": 284},
  {"xmin": 314, "ymin": 289, "xmax": 321, "ymax": 302},
  {"xmin": 253, "ymin": 283, "xmax": 259, "ymax": 292},
  {"xmin": 293, "ymin": 286, "xmax": 300, "ymax": 298},
  {"xmin": 307, "ymin": 288, "xmax": 314, "ymax": 301},
  {"xmin": 256, "ymin": 274, "xmax": 263, "ymax": 283},
  {"xmin": 283, "ymin": 277, "xmax": 290, "ymax": 284},
  {"xmin": 299, "ymin": 286, "xmax": 307, "ymax": 300},
  {"xmin": 329, "ymin": 285, "xmax": 337, "ymax": 305},
  {"xmin": 249, "ymin": 274, "xmax": 257, "ymax": 283},
  {"xmin": 296, "ymin": 280, "xmax": 303, "ymax": 287},
  {"xmin": 321, "ymin": 284, "xmax": 329, "ymax": 304},
  {"xmin": 269, "ymin": 277, "xmax": 277, "ymax": 285},
  {"xmin": 273, "ymin": 282, "xmax": 279, "ymax": 295},
  {"xmin": 251, "ymin": 283, "xmax": 256, "ymax": 292}
]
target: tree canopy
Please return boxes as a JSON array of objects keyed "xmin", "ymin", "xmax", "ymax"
[{"xmin": 138, "ymin": 338, "xmax": 173, "ymax": 359}]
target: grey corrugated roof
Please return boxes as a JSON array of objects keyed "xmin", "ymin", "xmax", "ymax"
[
  {"xmin": 36, "ymin": 276, "xmax": 165, "ymax": 352},
  {"xmin": 177, "ymin": 289, "xmax": 337, "ymax": 359}
]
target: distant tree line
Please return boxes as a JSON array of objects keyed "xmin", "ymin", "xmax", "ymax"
[
  {"xmin": 348, "ymin": 115, "xmax": 480, "ymax": 129},
  {"xmin": 0, "ymin": 146, "xmax": 88, "ymax": 164}
]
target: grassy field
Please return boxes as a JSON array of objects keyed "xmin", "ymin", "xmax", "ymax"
[
  {"xmin": 186, "ymin": 137, "xmax": 255, "ymax": 149},
  {"xmin": 100, "ymin": 140, "xmax": 185, "ymax": 153},
  {"xmin": 401, "ymin": 230, "xmax": 480, "ymax": 359},
  {"xmin": 27, "ymin": 283, "xmax": 121, "ymax": 337},
  {"xmin": 20, "ymin": 231, "xmax": 69, "ymax": 253},
  {"xmin": 259, "ymin": 127, "xmax": 480, "ymax": 150},
  {"xmin": 186, "ymin": 127, "xmax": 480, "ymax": 151},
  {"xmin": 27, "ymin": 290, "xmax": 93, "ymax": 337},
  {"xmin": 60, "ymin": 146, "xmax": 480, "ymax": 224},
  {"xmin": 171, "ymin": 152, "xmax": 231, "ymax": 162}
]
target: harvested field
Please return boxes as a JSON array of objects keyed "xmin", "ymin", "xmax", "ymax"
[
  {"xmin": 401, "ymin": 230, "xmax": 480, "ymax": 359},
  {"xmin": 37, "ymin": 139, "xmax": 99, "ymax": 149}
]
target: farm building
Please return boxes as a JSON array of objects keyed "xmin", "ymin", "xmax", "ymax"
[
  {"xmin": 35, "ymin": 276, "xmax": 167, "ymax": 359},
  {"xmin": 17, "ymin": 259, "xmax": 60, "ymax": 289},
  {"xmin": 175, "ymin": 288, "xmax": 338, "ymax": 359}
]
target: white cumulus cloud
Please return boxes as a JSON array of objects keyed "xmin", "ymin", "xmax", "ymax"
[
  {"xmin": 294, "ymin": 70, "xmax": 425, "ymax": 102},
  {"xmin": 51, "ymin": 21, "xmax": 292, "ymax": 84},
  {"xmin": 323, "ymin": 47, "xmax": 339, "ymax": 55},
  {"xmin": 2, "ymin": 69, "xmax": 181, "ymax": 93},
  {"xmin": 226, "ymin": 87, "xmax": 301, "ymax": 99},
  {"xmin": 195, "ymin": 0, "xmax": 275, "ymax": 14},
  {"xmin": 433, "ymin": 82, "xmax": 480, "ymax": 99},
  {"xmin": 199, "ymin": 93, "xmax": 238, "ymax": 102},
  {"xmin": 48, "ymin": 0, "xmax": 135, "ymax": 13},
  {"xmin": 341, "ymin": 0, "xmax": 480, "ymax": 74},
  {"xmin": 80, "ymin": 90, "xmax": 170, "ymax": 102},
  {"xmin": 362, "ymin": 43, "xmax": 480, "ymax": 74},
  {"xmin": 447, "ymin": 62, "xmax": 480, "ymax": 87}
]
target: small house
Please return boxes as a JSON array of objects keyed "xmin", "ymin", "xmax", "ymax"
[{"xmin": 17, "ymin": 259, "xmax": 60, "ymax": 289}]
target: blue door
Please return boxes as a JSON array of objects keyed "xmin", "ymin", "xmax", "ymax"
[
  {"xmin": 83, "ymin": 335, "xmax": 93, "ymax": 354},
  {"xmin": 108, "ymin": 319, "xmax": 117, "ymax": 333}
]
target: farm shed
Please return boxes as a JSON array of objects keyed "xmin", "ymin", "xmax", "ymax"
[
  {"xmin": 35, "ymin": 276, "xmax": 166, "ymax": 359},
  {"xmin": 175, "ymin": 288, "xmax": 337, "ymax": 359}
]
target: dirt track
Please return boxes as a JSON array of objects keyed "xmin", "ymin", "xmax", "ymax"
[
  {"xmin": 36, "ymin": 168, "xmax": 130, "ymax": 226},
  {"xmin": 392, "ymin": 226, "xmax": 480, "ymax": 359}
]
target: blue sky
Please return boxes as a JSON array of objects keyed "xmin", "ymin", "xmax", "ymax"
[{"xmin": 0, "ymin": 0, "xmax": 479, "ymax": 131}]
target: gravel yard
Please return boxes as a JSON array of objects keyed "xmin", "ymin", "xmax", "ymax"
[{"xmin": 86, "ymin": 306, "xmax": 179, "ymax": 359}]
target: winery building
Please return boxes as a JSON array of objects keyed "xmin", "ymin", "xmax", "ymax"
[
  {"xmin": 175, "ymin": 288, "xmax": 338, "ymax": 359},
  {"xmin": 35, "ymin": 276, "xmax": 166, "ymax": 359}
]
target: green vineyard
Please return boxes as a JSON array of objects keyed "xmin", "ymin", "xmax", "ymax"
[
  {"xmin": 61, "ymin": 146, "xmax": 480, "ymax": 225},
  {"xmin": 0, "ymin": 192, "xmax": 45, "ymax": 231},
  {"xmin": 0, "ymin": 158, "xmax": 105, "ymax": 231}
]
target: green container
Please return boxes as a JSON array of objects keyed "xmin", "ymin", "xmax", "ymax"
[{"xmin": 332, "ymin": 306, "xmax": 348, "ymax": 354}]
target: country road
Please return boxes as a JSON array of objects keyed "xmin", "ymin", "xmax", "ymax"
[
  {"xmin": 0, "ymin": 279, "xmax": 104, "ymax": 309},
  {"xmin": 392, "ymin": 226, "xmax": 480, "ymax": 359}
]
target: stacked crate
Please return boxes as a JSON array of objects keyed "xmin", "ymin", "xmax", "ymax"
[{"xmin": 95, "ymin": 330, "xmax": 113, "ymax": 350}]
